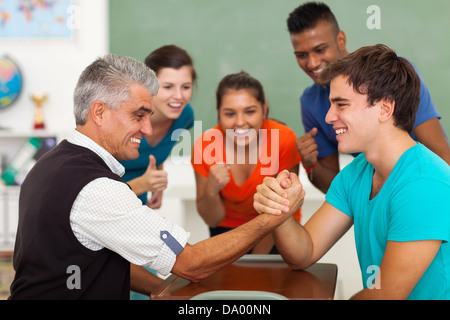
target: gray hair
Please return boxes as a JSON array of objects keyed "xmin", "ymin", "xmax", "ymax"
[{"xmin": 73, "ymin": 54, "xmax": 160, "ymax": 125}]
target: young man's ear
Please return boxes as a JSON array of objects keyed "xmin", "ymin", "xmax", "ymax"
[
  {"xmin": 379, "ymin": 98, "xmax": 395, "ymax": 123},
  {"xmin": 90, "ymin": 100, "xmax": 108, "ymax": 125}
]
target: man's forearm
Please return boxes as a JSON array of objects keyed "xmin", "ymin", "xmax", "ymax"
[{"xmin": 172, "ymin": 211, "xmax": 294, "ymax": 282}]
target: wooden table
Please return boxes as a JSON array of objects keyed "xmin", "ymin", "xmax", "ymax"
[{"xmin": 151, "ymin": 255, "xmax": 337, "ymax": 300}]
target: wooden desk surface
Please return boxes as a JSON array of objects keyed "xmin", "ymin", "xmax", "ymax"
[{"xmin": 151, "ymin": 255, "xmax": 337, "ymax": 300}]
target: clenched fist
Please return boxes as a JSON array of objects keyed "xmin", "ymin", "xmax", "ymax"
[
  {"xmin": 207, "ymin": 163, "xmax": 231, "ymax": 194},
  {"xmin": 295, "ymin": 127, "xmax": 319, "ymax": 168}
]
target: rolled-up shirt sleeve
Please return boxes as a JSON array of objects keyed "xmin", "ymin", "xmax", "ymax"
[{"xmin": 70, "ymin": 177, "xmax": 190, "ymax": 276}]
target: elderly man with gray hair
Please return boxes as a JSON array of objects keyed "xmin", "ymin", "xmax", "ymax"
[{"xmin": 9, "ymin": 54, "xmax": 302, "ymax": 300}]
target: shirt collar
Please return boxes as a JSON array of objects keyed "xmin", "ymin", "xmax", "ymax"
[{"xmin": 67, "ymin": 129, "xmax": 125, "ymax": 177}]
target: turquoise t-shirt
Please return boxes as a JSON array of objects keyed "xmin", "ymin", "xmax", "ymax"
[
  {"xmin": 120, "ymin": 103, "xmax": 194, "ymax": 203},
  {"xmin": 326, "ymin": 144, "xmax": 450, "ymax": 299}
]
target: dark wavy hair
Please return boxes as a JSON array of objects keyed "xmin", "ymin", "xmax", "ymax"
[{"xmin": 320, "ymin": 44, "xmax": 421, "ymax": 133}]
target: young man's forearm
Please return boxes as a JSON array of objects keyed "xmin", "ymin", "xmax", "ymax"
[{"xmin": 272, "ymin": 216, "xmax": 315, "ymax": 270}]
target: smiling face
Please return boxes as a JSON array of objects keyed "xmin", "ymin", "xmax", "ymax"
[
  {"xmin": 291, "ymin": 20, "xmax": 347, "ymax": 84},
  {"xmin": 99, "ymin": 84, "xmax": 154, "ymax": 161},
  {"xmin": 153, "ymin": 66, "xmax": 193, "ymax": 120},
  {"xmin": 218, "ymin": 89, "xmax": 267, "ymax": 148},
  {"xmin": 325, "ymin": 75, "xmax": 381, "ymax": 155}
]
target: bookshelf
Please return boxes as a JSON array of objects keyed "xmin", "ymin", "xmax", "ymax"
[
  {"xmin": 0, "ymin": 251, "xmax": 13, "ymax": 299},
  {"xmin": 0, "ymin": 130, "xmax": 63, "ymax": 253},
  {"xmin": 0, "ymin": 130, "xmax": 65, "ymax": 299}
]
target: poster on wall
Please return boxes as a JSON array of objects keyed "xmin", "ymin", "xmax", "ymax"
[{"xmin": 0, "ymin": 0, "xmax": 76, "ymax": 40}]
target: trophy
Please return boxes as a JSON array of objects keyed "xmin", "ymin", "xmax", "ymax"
[{"xmin": 31, "ymin": 93, "xmax": 47, "ymax": 130}]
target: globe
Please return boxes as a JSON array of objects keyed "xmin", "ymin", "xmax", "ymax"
[{"xmin": 0, "ymin": 55, "xmax": 23, "ymax": 110}]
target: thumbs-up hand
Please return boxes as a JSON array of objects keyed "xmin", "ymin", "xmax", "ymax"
[
  {"xmin": 142, "ymin": 155, "xmax": 168, "ymax": 193},
  {"xmin": 295, "ymin": 127, "xmax": 319, "ymax": 168}
]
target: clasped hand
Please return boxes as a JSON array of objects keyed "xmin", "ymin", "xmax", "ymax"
[{"xmin": 253, "ymin": 170, "xmax": 305, "ymax": 216}]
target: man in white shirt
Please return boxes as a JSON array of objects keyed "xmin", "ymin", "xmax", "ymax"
[{"xmin": 9, "ymin": 54, "xmax": 303, "ymax": 299}]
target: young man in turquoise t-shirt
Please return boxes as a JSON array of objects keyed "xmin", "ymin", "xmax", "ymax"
[{"xmin": 253, "ymin": 44, "xmax": 450, "ymax": 299}]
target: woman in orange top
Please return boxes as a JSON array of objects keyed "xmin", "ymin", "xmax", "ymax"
[{"xmin": 191, "ymin": 71, "xmax": 301, "ymax": 254}]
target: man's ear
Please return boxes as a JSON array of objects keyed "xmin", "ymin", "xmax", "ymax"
[
  {"xmin": 379, "ymin": 98, "xmax": 395, "ymax": 123},
  {"xmin": 337, "ymin": 30, "xmax": 347, "ymax": 54},
  {"xmin": 90, "ymin": 100, "xmax": 107, "ymax": 125}
]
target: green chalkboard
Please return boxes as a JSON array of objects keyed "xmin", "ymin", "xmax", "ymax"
[{"xmin": 110, "ymin": 0, "xmax": 450, "ymax": 139}]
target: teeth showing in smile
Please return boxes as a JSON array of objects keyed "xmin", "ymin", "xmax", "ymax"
[
  {"xmin": 335, "ymin": 129, "xmax": 347, "ymax": 135},
  {"xmin": 130, "ymin": 137, "xmax": 141, "ymax": 144},
  {"xmin": 312, "ymin": 68, "xmax": 325, "ymax": 76},
  {"xmin": 314, "ymin": 68, "xmax": 324, "ymax": 74},
  {"xmin": 234, "ymin": 129, "xmax": 251, "ymax": 135},
  {"xmin": 168, "ymin": 103, "xmax": 182, "ymax": 108}
]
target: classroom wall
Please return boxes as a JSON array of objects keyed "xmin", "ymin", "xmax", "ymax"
[
  {"xmin": 109, "ymin": 0, "xmax": 450, "ymax": 139},
  {"xmin": 2, "ymin": 1, "xmax": 447, "ymax": 138},
  {"xmin": 0, "ymin": 0, "xmax": 446, "ymax": 300},
  {"xmin": 0, "ymin": 0, "xmax": 109, "ymax": 134}
]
